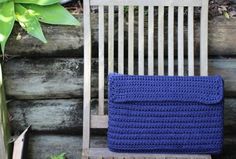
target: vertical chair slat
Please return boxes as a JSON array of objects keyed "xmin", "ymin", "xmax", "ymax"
[
  {"xmin": 188, "ymin": 6, "xmax": 194, "ymax": 76},
  {"xmin": 200, "ymin": 1, "xmax": 209, "ymax": 76},
  {"xmin": 168, "ymin": 6, "xmax": 174, "ymax": 76},
  {"xmin": 98, "ymin": 5, "xmax": 104, "ymax": 115},
  {"xmin": 178, "ymin": 6, "xmax": 184, "ymax": 76},
  {"xmin": 158, "ymin": 6, "xmax": 164, "ymax": 75},
  {"xmin": 128, "ymin": 6, "xmax": 134, "ymax": 75},
  {"xmin": 148, "ymin": 6, "xmax": 154, "ymax": 75},
  {"xmin": 138, "ymin": 6, "xmax": 144, "ymax": 75},
  {"xmin": 108, "ymin": 5, "xmax": 114, "ymax": 73},
  {"xmin": 118, "ymin": 6, "xmax": 124, "ymax": 74},
  {"xmin": 83, "ymin": 0, "xmax": 91, "ymax": 154}
]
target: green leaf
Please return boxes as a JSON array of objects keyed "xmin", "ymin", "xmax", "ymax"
[
  {"xmin": 1, "ymin": 42, "xmax": 6, "ymax": 55},
  {"xmin": 50, "ymin": 153, "xmax": 66, "ymax": 159},
  {"xmin": 15, "ymin": 4, "xmax": 47, "ymax": 43},
  {"xmin": 24, "ymin": 4, "xmax": 80, "ymax": 26},
  {"xmin": 14, "ymin": 0, "xmax": 59, "ymax": 6},
  {"xmin": 0, "ymin": 0, "xmax": 9, "ymax": 3},
  {"xmin": 224, "ymin": 11, "xmax": 230, "ymax": 19},
  {"xmin": 0, "ymin": 1, "xmax": 15, "ymax": 54}
]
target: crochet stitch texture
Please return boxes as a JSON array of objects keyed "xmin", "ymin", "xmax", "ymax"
[{"xmin": 108, "ymin": 73, "xmax": 224, "ymax": 154}]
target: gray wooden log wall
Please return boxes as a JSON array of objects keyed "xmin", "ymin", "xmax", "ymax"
[{"xmin": 3, "ymin": 14, "xmax": 236, "ymax": 159}]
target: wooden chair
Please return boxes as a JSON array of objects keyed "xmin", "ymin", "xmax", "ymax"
[{"xmin": 83, "ymin": 0, "xmax": 211, "ymax": 158}]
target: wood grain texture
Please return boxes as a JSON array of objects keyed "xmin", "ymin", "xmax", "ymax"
[
  {"xmin": 178, "ymin": 6, "xmax": 184, "ymax": 76},
  {"xmin": 91, "ymin": 115, "xmax": 108, "ymax": 128},
  {"xmin": 168, "ymin": 6, "xmax": 174, "ymax": 76},
  {"xmin": 148, "ymin": 6, "xmax": 154, "ymax": 75},
  {"xmin": 8, "ymin": 99, "xmax": 85, "ymax": 134},
  {"xmin": 138, "ymin": 6, "xmax": 144, "ymax": 75},
  {"xmin": 128, "ymin": 6, "xmax": 134, "ymax": 75},
  {"xmin": 27, "ymin": 134, "xmax": 107, "ymax": 159},
  {"xmin": 3, "ymin": 58, "xmax": 236, "ymax": 99},
  {"xmin": 158, "ymin": 6, "xmax": 165, "ymax": 75},
  {"xmin": 118, "ymin": 6, "xmax": 124, "ymax": 74},
  {"xmin": 188, "ymin": 6, "xmax": 194, "ymax": 76},
  {"xmin": 26, "ymin": 134, "xmax": 235, "ymax": 159},
  {"xmin": 88, "ymin": 148, "xmax": 211, "ymax": 158},
  {"xmin": 200, "ymin": 0, "xmax": 209, "ymax": 76},
  {"xmin": 4, "ymin": 15, "xmax": 236, "ymax": 57},
  {"xmin": 98, "ymin": 5, "xmax": 105, "ymax": 115},
  {"xmin": 3, "ymin": 58, "xmax": 85, "ymax": 99},
  {"xmin": 8, "ymin": 98, "xmax": 236, "ymax": 135},
  {"xmin": 108, "ymin": 6, "xmax": 115, "ymax": 73},
  {"xmin": 83, "ymin": 0, "xmax": 92, "ymax": 152}
]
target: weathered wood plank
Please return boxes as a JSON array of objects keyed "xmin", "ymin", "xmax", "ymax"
[
  {"xmin": 4, "ymin": 15, "xmax": 236, "ymax": 57},
  {"xmin": 8, "ymin": 98, "xmax": 236, "ymax": 135},
  {"xmin": 3, "ymin": 58, "xmax": 236, "ymax": 99},
  {"xmin": 27, "ymin": 134, "xmax": 236, "ymax": 159},
  {"xmin": 3, "ymin": 58, "xmax": 85, "ymax": 99},
  {"xmin": 8, "ymin": 99, "xmax": 84, "ymax": 134},
  {"xmin": 208, "ymin": 59, "xmax": 236, "ymax": 96},
  {"xmin": 27, "ymin": 134, "xmax": 107, "ymax": 159}
]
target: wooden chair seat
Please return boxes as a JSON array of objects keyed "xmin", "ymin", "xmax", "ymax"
[{"xmin": 87, "ymin": 148, "xmax": 211, "ymax": 159}]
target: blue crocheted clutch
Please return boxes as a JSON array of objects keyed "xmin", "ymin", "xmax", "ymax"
[{"xmin": 108, "ymin": 74, "xmax": 224, "ymax": 154}]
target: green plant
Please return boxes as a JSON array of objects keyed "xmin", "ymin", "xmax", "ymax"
[
  {"xmin": 50, "ymin": 153, "xmax": 66, "ymax": 159},
  {"xmin": 0, "ymin": 64, "xmax": 11, "ymax": 159},
  {"xmin": 0, "ymin": 0, "xmax": 80, "ymax": 54}
]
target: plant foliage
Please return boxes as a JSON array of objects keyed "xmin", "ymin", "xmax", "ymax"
[
  {"xmin": 50, "ymin": 153, "xmax": 66, "ymax": 159},
  {"xmin": 0, "ymin": 64, "xmax": 11, "ymax": 159},
  {"xmin": 0, "ymin": 0, "xmax": 80, "ymax": 54}
]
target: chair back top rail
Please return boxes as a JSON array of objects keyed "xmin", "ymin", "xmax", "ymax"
[{"xmin": 90, "ymin": 0, "xmax": 203, "ymax": 6}]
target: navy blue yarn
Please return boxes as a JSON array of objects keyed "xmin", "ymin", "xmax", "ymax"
[{"xmin": 108, "ymin": 74, "xmax": 224, "ymax": 154}]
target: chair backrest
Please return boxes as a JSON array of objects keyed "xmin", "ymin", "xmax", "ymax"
[{"xmin": 83, "ymin": 0, "xmax": 209, "ymax": 151}]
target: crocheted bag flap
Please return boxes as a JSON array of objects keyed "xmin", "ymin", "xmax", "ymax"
[{"xmin": 109, "ymin": 74, "xmax": 224, "ymax": 105}]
